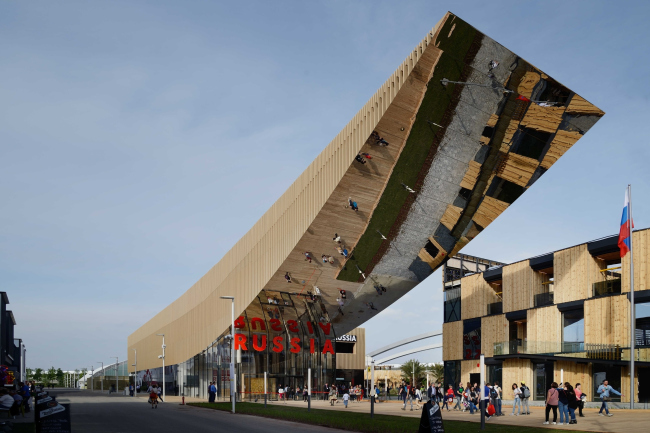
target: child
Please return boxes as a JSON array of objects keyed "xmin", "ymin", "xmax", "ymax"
[
  {"xmin": 149, "ymin": 390, "xmax": 158, "ymax": 409},
  {"xmin": 343, "ymin": 391, "xmax": 350, "ymax": 408}
]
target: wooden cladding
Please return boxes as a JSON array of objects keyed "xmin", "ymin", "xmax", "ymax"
[
  {"xmin": 336, "ymin": 327, "xmax": 366, "ymax": 370},
  {"xmin": 554, "ymin": 244, "xmax": 604, "ymax": 304},
  {"xmin": 460, "ymin": 360, "xmax": 480, "ymax": 384},
  {"xmin": 622, "ymin": 229, "xmax": 650, "ymax": 292},
  {"xmin": 481, "ymin": 314, "xmax": 508, "ymax": 358},
  {"xmin": 584, "ymin": 294, "xmax": 630, "ymax": 346},
  {"xmin": 443, "ymin": 321, "xmax": 463, "ymax": 361},
  {"xmin": 461, "ymin": 273, "xmax": 500, "ymax": 320},
  {"xmin": 502, "ymin": 260, "xmax": 547, "ymax": 313},
  {"xmin": 502, "ymin": 359, "xmax": 534, "ymax": 396},
  {"xmin": 472, "ymin": 196, "xmax": 509, "ymax": 230},
  {"xmin": 527, "ymin": 305, "xmax": 561, "ymax": 353}
]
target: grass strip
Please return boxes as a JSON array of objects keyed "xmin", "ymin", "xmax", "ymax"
[
  {"xmin": 337, "ymin": 16, "xmax": 477, "ymax": 282},
  {"xmin": 189, "ymin": 402, "xmax": 585, "ymax": 433}
]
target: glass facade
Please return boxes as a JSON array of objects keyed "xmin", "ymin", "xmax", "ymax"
[{"xmin": 136, "ymin": 293, "xmax": 337, "ymax": 400}]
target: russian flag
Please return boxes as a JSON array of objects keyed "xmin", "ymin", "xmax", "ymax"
[{"xmin": 618, "ymin": 188, "xmax": 634, "ymax": 257}]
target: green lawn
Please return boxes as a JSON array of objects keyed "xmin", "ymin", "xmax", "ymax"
[
  {"xmin": 337, "ymin": 16, "xmax": 478, "ymax": 282},
  {"xmin": 189, "ymin": 402, "xmax": 584, "ymax": 433}
]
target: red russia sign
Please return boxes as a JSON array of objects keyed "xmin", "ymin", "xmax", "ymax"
[{"xmin": 233, "ymin": 316, "xmax": 335, "ymax": 355}]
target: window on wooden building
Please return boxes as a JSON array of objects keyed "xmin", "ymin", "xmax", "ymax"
[
  {"xmin": 562, "ymin": 309, "xmax": 584, "ymax": 353},
  {"xmin": 463, "ymin": 319, "xmax": 481, "ymax": 360}
]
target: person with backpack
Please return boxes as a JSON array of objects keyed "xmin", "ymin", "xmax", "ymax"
[
  {"xmin": 543, "ymin": 382, "xmax": 559, "ymax": 425},
  {"xmin": 489, "ymin": 383, "xmax": 499, "ymax": 415},
  {"xmin": 520, "ymin": 381, "xmax": 531, "ymax": 414},
  {"xmin": 493, "ymin": 381, "xmax": 503, "ymax": 416},
  {"xmin": 510, "ymin": 383, "xmax": 521, "ymax": 415}
]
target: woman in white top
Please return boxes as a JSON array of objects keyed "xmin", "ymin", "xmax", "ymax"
[
  {"xmin": 415, "ymin": 388, "xmax": 422, "ymax": 409},
  {"xmin": 511, "ymin": 383, "xmax": 522, "ymax": 415}
]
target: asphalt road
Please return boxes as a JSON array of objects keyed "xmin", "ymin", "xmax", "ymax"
[{"xmin": 48, "ymin": 389, "xmax": 342, "ymax": 433}]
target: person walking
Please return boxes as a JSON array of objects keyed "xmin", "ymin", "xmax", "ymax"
[
  {"xmin": 575, "ymin": 383, "xmax": 586, "ymax": 417},
  {"xmin": 511, "ymin": 383, "xmax": 521, "ymax": 415},
  {"xmin": 427, "ymin": 383, "xmax": 433, "ymax": 402},
  {"xmin": 543, "ymin": 382, "xmax": 559, "ymax": 425},
  {"xmin": 412, "ymin": 387, "xmax": 420, "ymax": 409},
  {"xmin": 129, "ymin": 383, "xmax": 134, "ymax": 397},
  {"xmin": 399, "ymin": 382, "xmax": 407, "ymax": 410},
  {"xmin": 208, "ymin": 382, "xmax": 217, "ymax": 403},
  {"xmin": 520, "ymin": 381, "xmax": 531, "ymax": 414},
  {"xmin": 468, "ymin": 386, "xmax": 478, "ymax": 414},
  {"xmin": 156, "ymin": 385, "xmax": 163, "ymax": 403},
  {"xmin": 453, "ymin": 384, "xmax": 463, "ymax": 410},
  {"xmin": 493, "ymin": 381, "xmax": 502, "ymax": 416},
  {"xmin": 597, "ymin": 380, "xmax": 623, "ymax": 417},
  {"xmin": 149, "ymin": 388, "xmax": 159, "ymax": 409},
  {"xmin": 284, "ymin": 272, "xmax": 292, "ymax": 283},
  {"xmin": 343, "ymin": 391, "xmax": 350, "ymax": 408}
]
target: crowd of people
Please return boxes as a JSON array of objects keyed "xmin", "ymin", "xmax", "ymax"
[
  {"xmin": 0, "ymin": 381, "xmax": 34, "ymax": 417},
  {"xmin": 425, "ymin": 378, "xmax": 624, "ymax": 426}
]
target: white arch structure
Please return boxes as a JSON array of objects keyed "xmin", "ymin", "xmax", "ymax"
[
  {"xmin": 367, "ymin": 330, "xmax": 442, "ymax": 358},
  {"xmin": 374, "ymin": 343, "xmax": 443, "ymax": 365}
]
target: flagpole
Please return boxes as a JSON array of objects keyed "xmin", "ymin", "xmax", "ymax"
[{"xmin": 629, "ymin": 184, "xmax": 635, "ymax": 410}]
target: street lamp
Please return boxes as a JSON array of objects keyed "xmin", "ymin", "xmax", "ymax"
[
  {"xmin": 91, "ymin": 366, "xmax": 94, "ymax": 392},
  {"xmin": 157, "ymin": 334, "xmax": 166, "ymax": 401},
  {"xmin": 220, "ymin": 296, "xmax": 235, "ymax": 414},
  {"xmin": 97, "ymin": 362, "xmax": 104, "ymax": 392},
  {"xmin": 132, "ymin": 349, "xmax": 137, "ymax": 397},
  {"xmin": 111, "ymin": 357, "xmax": 119, "ymax": 394}
]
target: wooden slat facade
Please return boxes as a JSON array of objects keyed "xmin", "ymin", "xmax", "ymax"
[
  {"xmin": 502, "ymin": 359, "xmax": 534, "ymax": 395},
  {"xmin": 502, "ymin": 260, "xmax": 548, "ymax": 313},
  {"xmin": 443, "ymin": 321, "xmax": 463, "ymax": 361},
  {"xmin": 527, "ymin": 305, "xmax": 561, "ymax": 354},
  {"xmin": 461, "ymin": 273, "xmax": 500, "ymax": 320},
  {"xmin": 554, "ymin": 244, "xmax": 604, "ymax": 304},
  {"xmin": 584, "ymin": 294, "xmax": 630, "ymax": 346},
  {"xmin": 481, "ymin": 314, "xmax": 508, "ymax": 358}
]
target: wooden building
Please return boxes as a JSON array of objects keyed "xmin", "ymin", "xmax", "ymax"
[
  {"xmin": 442, "ymin": 229, "xmax": 650, "ymax": 404},
  {"xmin": 127, "ymin": 12, "xmax": 603, "ymax": 401}
]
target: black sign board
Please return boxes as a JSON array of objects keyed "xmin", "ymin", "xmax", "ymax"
[
  {"xmin": 418, "ymin": 401, "xmax": 444, "ymax": 433},
  {"xmin": 36, "ymin": 403, "xmax": 71, "ymax": 433}
]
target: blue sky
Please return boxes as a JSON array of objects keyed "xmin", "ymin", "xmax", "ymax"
[{"xmin": 2, "ymin": 0, "xmax": 649, "ymax": 369}]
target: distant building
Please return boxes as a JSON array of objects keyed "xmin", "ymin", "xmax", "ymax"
[
  {"xmin": 1, "ymin": 292, "xmax": 26, "ymax": 384},
  {"xmin": 442, "ymin": 229, "xmax": 650, "ymax": 404}
]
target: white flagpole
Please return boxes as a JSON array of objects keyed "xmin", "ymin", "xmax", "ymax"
[{"xmin": 629, "ymin": 184, "xmax": 635, "ymax": 410}]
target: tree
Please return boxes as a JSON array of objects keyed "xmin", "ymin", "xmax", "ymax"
[
  {"xmin": 26, "ymin": 368, "xmax": 33, "ymax": 381},
  {"xmin": 46, "ymin": 367, "xmax": 56, "ymax": 386},
  {"xmin": 400, "ymin": 359, "xmax": 427, "ymax": 388},
  {"xmin": 427, "ymin": 363, "xmax": 444, "ymax": 384},
  {"xmin": 56, "ymin": 368, "xmax": 64, "ymax": 386},
  {"xmin": 33, "ymin": 368, "xmax": 43, "ymax": 382}
]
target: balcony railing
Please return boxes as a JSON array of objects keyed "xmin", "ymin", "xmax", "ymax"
[
  {"xmin": 487, "ymin": 301, "xmax": 503, "ymax": 315},
  {"xmin": 494, "ymin": 340, "xmax": 627, "ymax": 360},
  {"xmin": 534, "ymin": 292, "xmax": 554, "ymax": 307},
  {"xmin": 593, "ymin": 278, "xmax": 621, "ymax": 297}
]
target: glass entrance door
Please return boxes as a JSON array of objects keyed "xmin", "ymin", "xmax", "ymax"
[{"xmin": 534, "ymin": 363, "xmax": 553, "ymax": 401}]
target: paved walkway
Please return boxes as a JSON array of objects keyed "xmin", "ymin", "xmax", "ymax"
[
  {"xmin": 253, "ymin": 397, "xmax": 649, "ymax": 433},
  {"xmin": 14, "ymin": 389, "xmax": 343, "ymax": 433}
]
